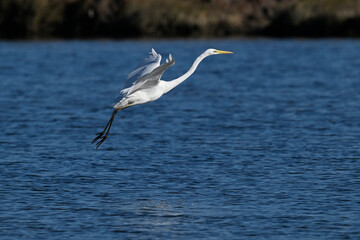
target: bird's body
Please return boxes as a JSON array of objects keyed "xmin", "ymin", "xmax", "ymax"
[
  {"xmin": 115, "ymin": 81, "xmax": 167, "ymax": 108},
  {"xmin": 93, "ymin": 48, "xmax": 233, "ymax": 148}
]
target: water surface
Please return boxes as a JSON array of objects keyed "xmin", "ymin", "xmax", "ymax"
[{"xmin": 1, "ymin": 39, "xmax": 360, "ymax": 239}]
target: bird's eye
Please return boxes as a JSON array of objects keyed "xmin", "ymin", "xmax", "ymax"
[{"xmin": 213, "ymin": 50, "xmax": 217, "ymax": 53}]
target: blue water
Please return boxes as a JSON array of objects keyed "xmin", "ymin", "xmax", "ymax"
[{"xmin": 1, "ymin": 39, "xmax": 360, "ymax": 239}]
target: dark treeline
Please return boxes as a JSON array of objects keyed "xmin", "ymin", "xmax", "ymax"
[{"xmin": 1, "ymin": 0, "xmax": 360, "ymax": 39}]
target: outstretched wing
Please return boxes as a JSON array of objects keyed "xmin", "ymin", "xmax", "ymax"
[
  {"xmin": 123, "ymin": 53, "xmax": 175, "ymax": 96},
  {"xmin": 121, "ymin": 48, "xmax": 162, "ymax": 95}
]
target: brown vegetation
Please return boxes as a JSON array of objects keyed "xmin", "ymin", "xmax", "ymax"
[{"xmin": 0, "ymin": 0, "xmax": 359, "ymax": 39}]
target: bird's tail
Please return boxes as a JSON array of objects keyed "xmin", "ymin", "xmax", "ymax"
[{"xmin": 92, "ymin": 109, "xmax": 118, "ymax": 149}]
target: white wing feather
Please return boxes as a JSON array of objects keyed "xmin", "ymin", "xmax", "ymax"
[
  {"xmin": 124, "ymin": 53, "xmax": 174, "ymax": 96},
  {"xmin": 121, "ymin": 48, "xmax": 161, "ymax": 96}
]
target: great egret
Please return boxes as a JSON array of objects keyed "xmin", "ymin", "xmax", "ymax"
[{"xmin": 92, "ymin": 48, "xmax": 233, "ymax": 148}]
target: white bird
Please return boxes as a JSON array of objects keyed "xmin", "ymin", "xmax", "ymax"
[{"xmin": 92, "ymin": 48, "xmax": 233, "ymax": 148}]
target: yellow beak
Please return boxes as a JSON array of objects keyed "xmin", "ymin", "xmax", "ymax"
[{"xmin": 215, "ymin": 50, "xmax": 233, "ymax": 54}]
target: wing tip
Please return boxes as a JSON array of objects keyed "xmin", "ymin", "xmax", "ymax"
[
  {"xmin": 150, "ymin": 48, "xmax": 161, "ymax": 62},
  {"xmin": 167, "ymin": 53, "xmax": 175, "ymax": 65},
  {"xmin": 151, "ymin": 48, "xmax": 158, "ymax": 56}
]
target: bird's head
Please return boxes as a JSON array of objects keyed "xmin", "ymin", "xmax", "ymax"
[{"xmin": 205, "ymin": 48, "xmax": 233, "ymax": 56}]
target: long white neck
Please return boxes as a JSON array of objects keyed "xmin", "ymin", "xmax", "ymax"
[{"xmin": 162, "ymin": 52, "xmax": 209, "ymax": 94}]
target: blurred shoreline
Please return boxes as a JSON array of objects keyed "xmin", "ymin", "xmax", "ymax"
[
  {"xmin": 2, "ymin": 36, "xmax": 360, "ymax": 43},
  {"xmin": 1, "ymin": 0, "xmax": 360, "ymax": 39}
]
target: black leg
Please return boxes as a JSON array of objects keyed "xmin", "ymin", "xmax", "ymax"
[
  {"xmin": 92, "ymin": 117, "xmax": 111, "ymax": 143},
  {"xmin": 92, "ymin": 109, "xmax": 118, "ymax": 148}
]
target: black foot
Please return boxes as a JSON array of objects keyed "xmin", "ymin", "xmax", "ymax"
[
  {"xmin": 92, "ymin": 132, "xmax": 104, "ymax": 144},
  {"xmin": 95, "ymin": 135, "xmax": 108, "ymax": 149}
]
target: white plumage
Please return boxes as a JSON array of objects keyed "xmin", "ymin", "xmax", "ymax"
[{"xmin": 93, "ymin": 48, "xmax": 233, "ymax": 148}]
